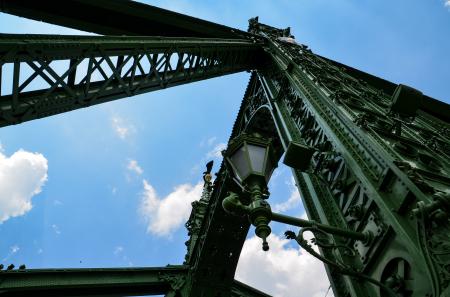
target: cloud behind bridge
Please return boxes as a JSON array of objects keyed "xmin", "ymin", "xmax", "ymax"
[{"xmin": 0, "ymin": 149, "xmax": 48, "ymax": 223}]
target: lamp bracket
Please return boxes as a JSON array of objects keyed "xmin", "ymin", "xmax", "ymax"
[{"xmin": 285, "ymin": 228, "xmax": 398, "ymax": 297}]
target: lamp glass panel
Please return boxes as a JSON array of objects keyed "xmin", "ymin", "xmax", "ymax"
[
  {"xmin": 265, "ymin": 152, "xmax": 273, "ymax": 181},
  {"xmin": 247, "ymin": 144, "xmax": 267, "ymax": 174},
  {"xmin": 230, "ymin": 146, "xmax": 250, "ymax": 180}
]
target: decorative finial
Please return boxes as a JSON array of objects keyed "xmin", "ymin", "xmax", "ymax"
[{"xmin": 203, "ymin": 160, "xmax": 214, "ymax": 184}]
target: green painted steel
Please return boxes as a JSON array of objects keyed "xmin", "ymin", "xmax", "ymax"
[
  {"xmin": 0, "ymin": 2, "xmax": 449, "ymax": 297},
  {"xmin": 0, "ymin": 266, "xmax": 187, "ymax": 296},
  {"xmin": 232, "ymin": 280, "xmax": 272, "ymax": 297},
  {"xmin": 0, "ymin": 266, "xmax": 270, "ymax": 297},
  {"xmin": 0, "ymin": 0, "xmax": 254, "ymax": 39},
  {"xmin": 0, "ymin": 34, "xmax": 262, "ymax": 127},
  {"xmin": 237, "ymin": 19, "xmax": 450, "ymax": 296}
]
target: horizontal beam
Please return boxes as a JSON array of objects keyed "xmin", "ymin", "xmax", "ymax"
[
  {"xmin": 0, "ymin": 34, "xmax": 261, "ymax": 60},
  {"xmin": 0, "ymin": 266, "xmax": 271, "ymax": 297},
  {"xmin": 0, "ymin": 266, "xmax": 187, "ymax": 296},
  {"xmin": 231, "ymin": 280, "xmax": 271, "ymax": 297},
  {"xmin": 0, "ymin": 0, "xmax": 254, "ymax": 39},
  {"xmin": 0, "ymin": 34, "xmax": 264, "ymax": 127}
]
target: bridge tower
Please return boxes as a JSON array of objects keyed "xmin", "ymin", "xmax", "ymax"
[{"xmin": 0, "ymin": 1, "xmax": 449, "ymax": 297}]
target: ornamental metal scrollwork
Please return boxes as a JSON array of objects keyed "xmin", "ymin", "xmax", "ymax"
[
  {"xmin": 414, "ymin": 192, "xmax": 450, "ymax": 297},
  {"xmin": 158, "ymin": 271, "xmax": 186, "ymax": 297},
  {"xmin": 284, "ymin": 228, "xmax": 398, "ymax": 297}
]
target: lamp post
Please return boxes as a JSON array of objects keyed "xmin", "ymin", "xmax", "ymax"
[
  {"xmin": 221, "ymin": 133, "xmax": 397, "ymax": 296},
  {"xmin": 221, "ymin": 133, "xmax": 372, "ymax": 250},
  {"xmin": 222, "ymin": 132, "xmax": 277, "ymax": 251}
]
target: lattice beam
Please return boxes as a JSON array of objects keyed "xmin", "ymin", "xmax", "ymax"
[{"xmin": 0, "ymin": 34, "xmax": 263, "ymax": 127}]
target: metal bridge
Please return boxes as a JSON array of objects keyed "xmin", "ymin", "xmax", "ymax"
[{"xmin": 0, "ymin": 1, "xmax": 449, "ymax": 297}]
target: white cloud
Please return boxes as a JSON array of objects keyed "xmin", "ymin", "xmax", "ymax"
[
  {"xmin": 140, "ymin": 180, "xmax": 203, "ymax": 237},
  {"xmin": 207, "ymin": 137, "xmax": 217, "ymax": 146},
  {"xmin": 206, "ymin": 142, "xmax": 226, "ymax": 159},
  {"xmin": 10, "ymin": 245, "xmax": 19, "ymax": 254},
  {"xmin": 127, "ymin": 159, "xmax": 143, "ymax": 175},
  {"xmin": 111, "ymin": 116, "xmax": 135, "ymax": 140},
  {"xmin": 0, "ymin": 149, "xmax": 48, "ymax": 223},
  {"xmin": 113, "ymin": 245, "xmax": 133, "ymax": 266},
  {"xmin": 51, "ymin": 224, "xmax": 61, "ymax": 235},
  {"xmin": 114, "ymin": 246, "xmax": 124, "ymax": 255},
  {"xmin": 191, "ymin": 138, "xmax": 224, "ymax": 176},
  {"xmin": 236, "ymin": 233, "xmax": 333, "ymax": 297},
  {"xmin": 3, "ymin": 244, "xmax": 20, "ymax": 261},
  {"xmin": 199, "ymin": 136, "xmax": 217, "ymax": 147},
  {"xmin": 272, "ymin": 177, "xmax": 301, "ymax": 212},
  {"xmin": 445, "ymin": 0, "xmax": 450, "ymax": 7}
]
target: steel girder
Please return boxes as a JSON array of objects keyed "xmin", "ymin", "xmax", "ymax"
[
  {"xmin": 182, "ymin": 174, "xmax": 251, "ymax": 296},
  {"xmin": 241, "ymin": 21, "xmax": 450, "ymax": 296},
  {"xmin": 0, "ymin": 266, "xmax": 270, "ymax": 297},
  {"xmin": 1, "ymin": 2, "xmax": 449, "ymax": 297},
  {"xmin": 0, "ymin": 266, "xmax": 187, "ymax": 296},
  {"xmin": 232, "ymin": 281, "xmax": 272, "ymax": 297},
  {"xmin": 180, "ymin": 74, "xmax": 284, "ymax": 297},
  {"xmin": 0, "ymin": 0, "xmax": 254, "ymax": 39},
  {"xmin": 0, "ymin": 34, "xmax": 263, "ymax": 127}
]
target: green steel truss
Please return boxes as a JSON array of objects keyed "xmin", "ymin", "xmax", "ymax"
[
  {"xmin": 0, "ymin": 0, "xmax": 253, "ymax": 38},
  {"xmin": 0, "ymin": 1, "xmax": 449, "ymax": 297},
  {"xmin": 0, "ymin": 34, "xmax": 262, "ymax": 127},
  {"xmin": 0, "ymin": 265, "xmax": 269, "ymax": 297},
  {"xmin": 229, "ymin": 22, "xmax": 450, "ymax": 296},
  {"xmin": 0, "ymin": 266, "xmax": 187, "ymax": 296}
]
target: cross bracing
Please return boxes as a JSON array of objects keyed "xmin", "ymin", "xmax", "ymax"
[
  {"xmin": 0, "ymin": 34, "xmax": 262, "ymax": 127},
  {"xmin": 0, "ymin": 1, "xmax": 449, "ymax": 297}
]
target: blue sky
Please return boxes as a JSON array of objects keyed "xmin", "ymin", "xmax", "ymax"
[{"xmin": 0, "ymin": 1, "xmax": 449, "ymax": 296}]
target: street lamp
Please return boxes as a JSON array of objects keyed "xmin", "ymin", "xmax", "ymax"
[
  {"xmin": 222, "ymin": 132, "xmax": 277, "ymax": 251},
  {"xmin": 223, "ymin": 132, "xmax": 277, "ymax": 186},
  {"xmin": 222, "ymin": 133, "xmax": 372, "ymax": 251},
  {"xmin": 221, "ymin": 134, "xmax": 397, "ymax": 296}
]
